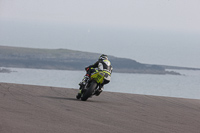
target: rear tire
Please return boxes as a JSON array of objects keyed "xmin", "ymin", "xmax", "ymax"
[{"xmin": 81, "ymin": 81, "xmax": 97, "ymax": 101}]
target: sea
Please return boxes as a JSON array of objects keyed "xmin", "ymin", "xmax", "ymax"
[{"xmin": 1, "ymin": 67, "xmax": 200, "ymax": 100}]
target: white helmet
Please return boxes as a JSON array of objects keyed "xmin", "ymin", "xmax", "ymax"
[{"xmin": 99, "ymin": 54, "xmax": 108, "ymax": 60}]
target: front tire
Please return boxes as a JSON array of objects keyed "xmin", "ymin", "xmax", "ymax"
[{"xmin": 81, "ymin": 81, "xmax": 97, "ymax": 101}]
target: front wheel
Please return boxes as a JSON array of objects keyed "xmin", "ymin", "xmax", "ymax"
[{"xmin": 81, "ymin": 81, "xmax": 97, "ymax": 101}]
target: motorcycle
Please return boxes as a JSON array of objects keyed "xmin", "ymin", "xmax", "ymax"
[{"xmin": 77, "ymin": 71, "xmax": 105, "ymax": 101}]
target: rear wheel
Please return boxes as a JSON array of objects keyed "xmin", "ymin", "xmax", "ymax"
[{"xmin": 81, "ymin": 81, "xmax": 97, "ymax": 101}]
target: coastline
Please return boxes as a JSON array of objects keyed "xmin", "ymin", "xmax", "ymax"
[
  {"xmin": 0, "ymin": 68, "xmax": 11, "ymax": 73},
  {"xmin": 0, "ymin": 83, "xmax": 200, "ymax": 133},
  {"xmin": 0, "ymin": 45, "xmax": 188, "ymax": 75}
]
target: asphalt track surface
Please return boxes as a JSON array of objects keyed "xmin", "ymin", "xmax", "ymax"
[{"xmin": 0, "ymin": 83, "xmax": 200, "ymax": 133}]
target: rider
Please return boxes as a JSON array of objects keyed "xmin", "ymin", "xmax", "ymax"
[{"xmin": 76, "ymin": 54, "xmax": 113, "ymax": 99}]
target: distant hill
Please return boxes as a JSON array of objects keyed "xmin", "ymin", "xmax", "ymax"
[
  {"xmin": 0, "ymin": 67, "xmax": 11, "ymax": 73},
  {"xmin": 1, "ymin": 45, "xmax": 197, "ymax": 75}
]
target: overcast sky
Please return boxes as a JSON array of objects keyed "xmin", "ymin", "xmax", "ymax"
[
  {"xmin": 1, "ymin": 0, "xmax": 200, "ymax": 32},
  {"xmin": 0, "ymin": 0, "xmax": 200, "ymax": 67}
]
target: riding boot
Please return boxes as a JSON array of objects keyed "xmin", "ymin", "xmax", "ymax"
[
  {"xmin": 76, "ymin": 90, "xmax": 82, "ymax": 99},
  {"xmin": 95, "ymin": 86, "xmax": 104, "ymax": 96},
  {"xmin": 79, "ymin": 75, "xmax": 89, "ymax": 86},
  {"xmin": 77, "ymin": 75, "xmax": 89, "ymax": 99}
]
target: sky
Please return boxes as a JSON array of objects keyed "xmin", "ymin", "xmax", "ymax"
[{"xmin": 0, "ymin": 0, "xmax": 200, "ymax": 68}]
